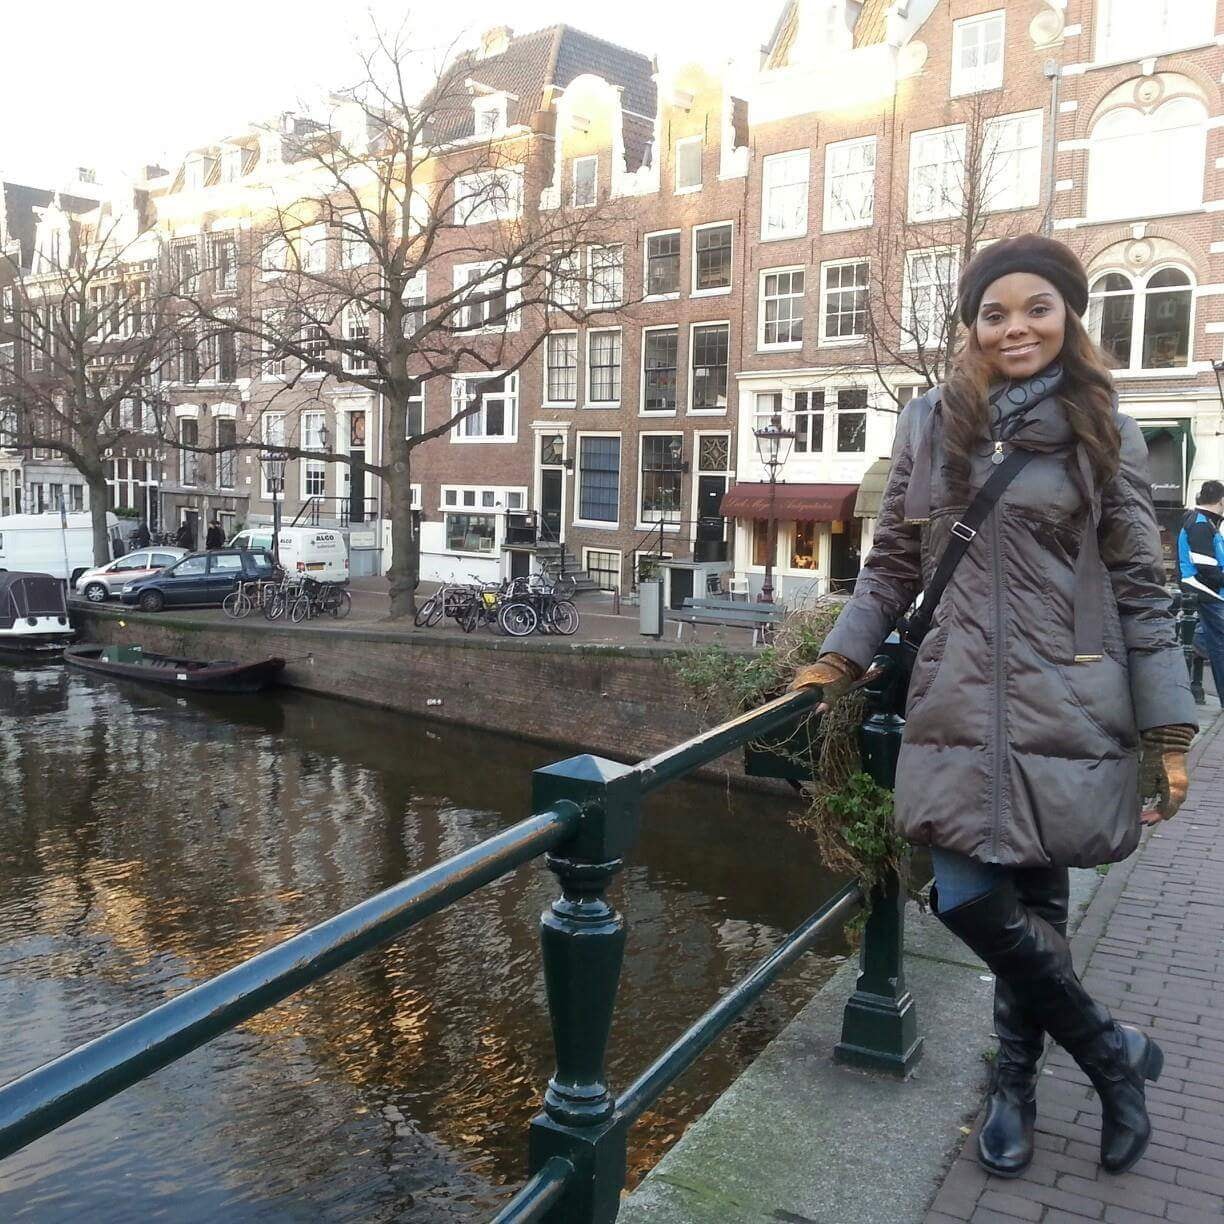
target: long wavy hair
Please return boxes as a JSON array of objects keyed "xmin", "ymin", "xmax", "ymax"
[{"xmin": 940, "ymin": 309, "xmax": 1121, "ymax": 503}]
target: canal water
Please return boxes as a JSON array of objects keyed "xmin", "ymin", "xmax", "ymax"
[{"xmin": 0, "ymin": 663, "xmax": 849, "ymax": 1221}]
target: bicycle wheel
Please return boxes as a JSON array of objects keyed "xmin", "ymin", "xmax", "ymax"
[
  {"xmin": 552, "ymin": 573, "xmax": 577, "ymax": 599},
  {"xmin": 459, "ymin": 604, "xmax": 480, "ymax": 633},
  {"xmin": 426, "ymin": 595, "xmax": 446, "ymax": 627},
  {"xmin": 289, "ymin": 595, "xmax": 311, "ymax": 624},
  {"xmin": 499, "ymin": 601, "xmax": 538, "ymax": 637},
  {"xmin": 551, "ymin": 600, "xmax": 579, "ymax": 636},
  {"xmin": 329, "ymin": 590, "xmax": 352, "ymax": 619},
  {"xmin": 222, "ymin": 590, "xmax": 251, "ymax": 619},
  {"xmin": 414, "ymin": 596, "xmax": 438, "ymax": 628},
  {"xmin": 264, "ymin": 591, "xmax": 287, "ymax": 621}
]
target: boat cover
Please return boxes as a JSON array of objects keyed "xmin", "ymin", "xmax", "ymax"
[{"xmin": 0, "ymin": 572, "xmax": 68, "ymax": 629}]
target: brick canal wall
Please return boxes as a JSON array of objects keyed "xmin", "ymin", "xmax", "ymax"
[{"xmin": 73, "ymin": 607, "xmax": 742, "ymax": 768}]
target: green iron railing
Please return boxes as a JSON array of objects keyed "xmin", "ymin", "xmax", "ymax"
[{"xmin": 0, "ymin": 645, "xmax": 920, "ymax": 1223}]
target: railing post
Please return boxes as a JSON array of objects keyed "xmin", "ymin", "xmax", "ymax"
[
  {"xmin": 526, "ymin": 755, "xmax": 642, "ymax": 1224},
  {"xmin": 834, "ymin": 645, "xmax": 924, "ymax": 1078}
]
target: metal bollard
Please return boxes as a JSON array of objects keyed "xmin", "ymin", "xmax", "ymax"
[{"xmin": 833, "ymin": 643, "xmax": 924, "ymax": 1077}]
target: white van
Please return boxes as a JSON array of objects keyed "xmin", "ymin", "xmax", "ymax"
[
  {"xmin": 230, "ymin": 526, "xmax": 349, "ymax": 584},
  {"xmin": 0, "ymin": 512, "xmax": 125, "ymax": 583}
]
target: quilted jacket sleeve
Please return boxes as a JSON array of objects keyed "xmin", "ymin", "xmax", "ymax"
[
  {"xmin": 1099, "ymin": 415, "xmax": 1198, "ymax": 731},
  {"xmin": 821, "ymin": 397, "xmax": 926, "ymax": 670}
]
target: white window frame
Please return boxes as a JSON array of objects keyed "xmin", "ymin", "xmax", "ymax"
[
  {"xmin": 585, "ymin": 328, "xmax": 622, "ymax": 407},
  {"xmin": 261, "ymin": 413, "xmax": 286, "ymax": 497},
  {"xmin": 549, "ymin": 250, "xmax": 581, "ymax": 311},
  {"xmin": 297, "ymin": 223, "xmax": 328, "ymax": 274},
  {"xmin": 902, "ymin": 247, "xmax": 960, "ymax": 352},
  {"xmin": 219, "ymin": 146, "xmax": 244, "ymax": 183},
  {"xmin": 823, "ymin": 136, "xmax": 876, "ymax": 232},
  {"xmin": 261, "ymin": 235, "xmax": 288, "ymax": 280},
  {"xmin": 636, "ymin": 431, "xmax": 686, "ymax": 531},
  {"xmin": 688, "ymin": 320, "xmax": 731, "ymax": 415},
  {"xmin": 908, "ymin": 125, "xmax": 966, "ymax": 223},
  {"xmin": 819, "ymin": 259, "xmax": 870, "ymax": 346},
  {"xmin": 982, "ymin": 110, "xmax": 1043, "ymax": 213},
  {"xmin": 340, "ymin": 211, "xmax": 366, "ymax": 268},
  {"xmin": 543, "ymin": 331, "xmax": 579, "ymax": 406},
  {"xmin": 582, "ymin": 546, "xmax": 624, "ymax": 591},
  {"xmin": 758, "ymin": 266, "xmax": 805, "ymax": 352},
  {"xmin": 406, "ymin": 377, "xmax": 425, "ymax": 438},
  {"xmin": 1095, "ymin": 0, "xmax": 1215, "ymax": 64},
  {"xmin": 674, "ymin": 136, "xmax": 703, "ymax": 194},
  {"xmin": 453, "ymin": 167, "xmax": 523, "ymax": 225},
  {"xmin": 438, "ymin": 484, "xmax": 526, "ymax": 554},
  {"xmin": 761, "ymin": 149, "xmax": 810, "ymax": 241},
  {"xmin": 588, "ymin": 245, "xmax": 624, "ymax": 309},
  {"xmin": 473, "ymin": 95, "xmax": 507, "ymax": 137},
  {"xmin": 403, "ymin": 271, "xmax": 426, "ymax": 338},
  {"xmin": 1087, "ymin": 264, "xmax": 1197, "ymax": 375},
  {"xmin": 449, "ymin": 371, "xmax": 519, "ymax": 444},
  {"xmin": 951, "ymin": 10, "xmax": 1005, "ymax": 97},
  {"xmin": 640, "ymin": 325, "xmax": 680, "ymax": 417},
  {"xmin": 573, "ymin": 431, "xmax": 622, "ymax": 529},
  {"xmin": 643, "ymin": 229, "xmax": 682, "ymax": 301},
  {"xmin": 572, "ymin": 156, "xmax": 598, "ymax": 208},
  {"xmin": 454, "ymin": 261, "xmax": 521, "ymax": 333},
  {"xmin": 262, "ymin": 309, "xmax": 287, "ymax": 380},
  {"xmin": 691, "ymin": 221, "xmax": 734, "ymax": 298},
  {"xmin": 300, "ymin": 411, "xmax": 328, "ymax": 499},
  {"xmin": 342, "ymin": 307, "xmax": 372, "ymax": 373}
]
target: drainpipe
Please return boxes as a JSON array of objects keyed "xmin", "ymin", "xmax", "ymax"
[{"xmin": 1042, "ymin": 60, "xmax": 1060, "ymax": 237}]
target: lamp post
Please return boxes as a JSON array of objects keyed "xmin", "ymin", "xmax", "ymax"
[
  {"xmin": 262, "ymin": 449, "xmax": 289, "ymax": 567},
  {"xmin": 753, "ymin": 412, "xmax": 795, "ymax": 604}
]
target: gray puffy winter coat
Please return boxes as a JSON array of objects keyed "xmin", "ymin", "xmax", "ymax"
[{"xmin": 822, "ymin": 386, "xmax": 1197, "ymax": 869}]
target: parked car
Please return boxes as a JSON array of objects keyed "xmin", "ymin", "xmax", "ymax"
[
  {"xmin": 74, "ymin": 548, "xmax": 188, "ymax": 603},
  {"xmin": 119, "ymin": 549, "xmax": 276, "ymax": 612},
  {"xmin": 230, "ymin": 527, "xmax": 349, "ymax": 584}
]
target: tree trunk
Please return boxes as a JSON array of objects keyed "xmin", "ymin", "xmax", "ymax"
[
  {"xmin": 82, "ymin": 451, "xmax": 112, "ymax": 567},
  {"xmin": 386, "ymin": 446, "xmax": 417, "ymax": 621}
]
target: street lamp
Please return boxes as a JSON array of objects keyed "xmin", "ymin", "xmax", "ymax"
[
  {"xmin": 753, "ymin": 412, "xmax": 795, "ymax": 604},
  {"xmin": 262, "ymin": 449, "xmax": 289, "ymax": 567}
]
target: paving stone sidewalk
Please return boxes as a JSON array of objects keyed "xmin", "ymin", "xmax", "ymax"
[{"xmin": 925, "ymin": 707, "xmax": 1224, "ymax": 1224}]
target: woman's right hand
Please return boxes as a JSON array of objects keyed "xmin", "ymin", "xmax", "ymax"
[{"xmin": 788, "ymin": 653, "xmax": 863, "ymax": 708}]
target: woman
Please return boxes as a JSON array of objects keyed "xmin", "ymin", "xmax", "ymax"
[{"xmin": 793, "ymin": 236, "xmax": 1197, "ymax": 1179}]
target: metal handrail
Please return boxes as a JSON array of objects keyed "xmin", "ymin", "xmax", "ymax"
[{"xmin": 0, "ymin": 647, "xmax": 920, "ymax": 1223}]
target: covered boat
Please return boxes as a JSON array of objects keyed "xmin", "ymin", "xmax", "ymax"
[
  {"xmin": 64, "ymin": 645, "xmax": 285, "ymax": 694},
  {"xmin": 0, "ymin": 571, "xmax": 74, "ymax": 660}
]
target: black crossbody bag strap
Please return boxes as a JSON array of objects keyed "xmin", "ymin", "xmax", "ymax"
[{"xmin": 903, "ymin": 448, "xmax": 1035, "ymax": 648}]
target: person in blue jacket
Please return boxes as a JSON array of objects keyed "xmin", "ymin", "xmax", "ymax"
[{"xmin": 1178, "ymin": 479, "xmax": 1224, "ymax": 698}]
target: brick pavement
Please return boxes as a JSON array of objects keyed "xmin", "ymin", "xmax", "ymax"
[{"xmin": 925, "ymin": 709, "xmax": 1224, "ymax": 1223}]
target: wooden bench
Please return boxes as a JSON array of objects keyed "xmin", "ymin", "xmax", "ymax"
[{"xmin": 668, "ymin": 597, "xmax": 785, "ymax": 645}]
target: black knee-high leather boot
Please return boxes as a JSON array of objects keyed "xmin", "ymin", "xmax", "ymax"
[
  {"xmin": 976, "ymin": 868, "xmax": 1070, "ymax": 1177},
  {"xmin": 935, "ymin": 878, "xmax": 1163, "ymax": 1175}
]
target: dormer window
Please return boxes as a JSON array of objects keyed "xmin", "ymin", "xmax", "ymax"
[
  {"xmin": 184, "ymin": 155, "xmax": 213, "ymax": 192},
  {"xmin": 219, "ymin": 147, "xmax": 245, "ymax": 184},
  {"xmin": 474, "ymin": 96, "xmax": 507, "ymax": 137}
]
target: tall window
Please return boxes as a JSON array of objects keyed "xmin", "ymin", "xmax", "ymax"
[
  {"xmin": 173, "ymin": 242, "xmax": 199, "ymax": 293},
  {"xmin": 908, "ymin": 126, "xmax": 966, "ymax": 222},
  {"xmin": 793, "ymin": 391, "xmax": 824, "ymax": 454},
  {"xmin": 262, "ymin": 236, "xmax": 288, "ymax": 279},
  {"xmin": 452, "ymin": 373, "xmax": 518, "ymax": 442},
  {"xmin": 587, "ymin": 331, "xmax": 622, "ymax": 404},
  {"xmin": 821, "ymin": 261, "xmax": 868, "ymax": 343},
  {"xmin": 549, "ymin": 251, "xmax": 581, "ymax": 310},
  {"xmin": 675, "ymin": 137, "xmax": 703, "ymax": 192},
  {"xmin": 573, "ymin": 156, "xmax": 598, "ymax": 207},
  {"xmin": 455, "ymin": 262, "xmax": 516, "ymax": 330},
  {"xmin": 903, "ymin": 249, "xmax": 959, "ymax": 350},
  {"xmin": 835, "ymin": 388, "xmax": 867, "ymax": 453},
  {"xmin": 589, "ymin": 245, "xmax": 624, "ymax": 308},
  {"xmin": 209, "ymin": 235, "xmax": 238, "ymax": 291},
  {"xmin": 640, "ymin": 435, "xmax": 684, "ymax": 525},
  {"xmin": 1097, "ymin": 0, "xmax": 1214, "ymax": 61},
  {"xmin": 178, "ymin": 332, "xmax": 200, "ymax": 383},
  {"xmin": 407, "ymin": 378, "xmax": 424, "ymax": 437},
  {"xmin": 403, "ymin": 272, "xmax": 426, "ymax": 337},
  {"xmin": 214, "ymin": 319, "xmax": 238, "ymax": 382},
  {"xmin": 951, "ymin": 11, "xmax": 1005, "ymax": 96},
  {"xmin": 342, "ymin": 308, "xmax": 372, "ymax": 373},
  {"xmin": 982, "ymin": 111, "xmax": 1043, "ymax": 212},
  {"xmin": 578, "ymin": 436, "xmax": 620, "ymax": 524},
  {"xmin": 262, "ymin": 310, "xmax": 287, "ymax": 377},
  {"xmin": 645, "ymin": 232, "xmax": 680, "ymax": 297},
  {"xmin": 302, "ymin": 411, "xmax": 327, "ymax": 498},
  {"xmin": 217, "ymin": 419, "xmax": 236, "ymax": 489},
  {"xmin": 178, "ymin": 418, "xmax": 200, "ymax": 486},
  {"xmin": 299, "ymin": 323, "xmax": 328, "ymax": 368},
  {"xmin": 693, "ymin": 223, "xmax": 733, "ymax": 293},
  {"xmin": 824, "ymin": 137, "xmax": 875, "ymax": 231},
  {"xmin": 1088, "ymin": 267, "xmax": 1194, "ymax": 371},
  {"xmin": 545, "ymin": 333, "xmax": 577, "ymax": 403},
  {"xmin": 691, "ymin": 323, "xmax": 729, "ymax": 411},
  {"xmin": 454, "ymin": 169, "xmax": 522, "ymax": 224},
  {"xmin": 1088, "ymin": 96, "xmax": 1207, "ymax": 221},
  {"xmin": 761, "ymin": 150, "xmax": 809, "ymax": 240},
  {"xmin": 298, "ymin": 224, "xmax": 327, "ymax": 273},
  {"xmin": 760, "ymin": 269, "xmax": 804, "ymax": 348},
  {"xmin": 642, "ymin": 327, "xmax": 678, "ymax": 414},
  {"xmin": 340, "ymin": 211, "xmax": 365, "ymax": 268}
]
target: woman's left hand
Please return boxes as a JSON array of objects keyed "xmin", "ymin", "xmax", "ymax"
[{"xmin": 1139, "ymin": 725, "xmax": 1194, "ymax": 824}]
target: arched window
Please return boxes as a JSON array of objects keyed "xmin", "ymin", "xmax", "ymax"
[
  {"xmin": 1088, "ymin": 96, "xmax": 1206, "ymax": 220},
  {"xmin": 1087, "ymin": 267, "xmax": 1194, "ymax": 371}
]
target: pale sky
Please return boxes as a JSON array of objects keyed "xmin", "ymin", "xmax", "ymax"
[{"xmin": 2, "ymin": 1, "xmax": 780, "ymax": 189}]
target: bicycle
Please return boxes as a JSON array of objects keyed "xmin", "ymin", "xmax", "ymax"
[
  {"xmin": 289, "ymin": 578, "xmax": 353, "ymax": 623},
  {"xmin": 223, "ymin": 577, "xmax": 279, "ymax": 619}
]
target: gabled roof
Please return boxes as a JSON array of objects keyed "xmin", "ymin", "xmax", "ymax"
[
  {"xmin": 2, "ymin": 183, "xmax": 99, "ymax": 270},
  {"xmin": 764, "ymin": 0, "xmax": 894, "ymax": 69}
]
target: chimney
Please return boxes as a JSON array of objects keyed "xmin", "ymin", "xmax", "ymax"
[{"xmin": 478, "ymin": 26, "xmax": 513, "ymax": 59}]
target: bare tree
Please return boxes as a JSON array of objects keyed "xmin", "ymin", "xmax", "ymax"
[
  {"xmin": 176, "ymin": 25, "xmax": 630, "ymax": 619},
  {"xmin": 0, "ymin": 206, "xmax": 183, "ymax": 564}
]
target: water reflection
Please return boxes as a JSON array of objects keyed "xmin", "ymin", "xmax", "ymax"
[{"xmin": 0, "ymin": 665, "xmax": 847, "ymax": 1219}]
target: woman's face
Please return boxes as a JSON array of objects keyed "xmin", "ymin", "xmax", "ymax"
[{"xmin": 974, "ymin": 271, "xmax": 1067, "ymax": 380}]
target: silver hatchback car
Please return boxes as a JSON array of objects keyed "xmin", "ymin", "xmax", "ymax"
[{"xmin": 74, "ymin": 548, "xmax": 188, "ymax": 602}]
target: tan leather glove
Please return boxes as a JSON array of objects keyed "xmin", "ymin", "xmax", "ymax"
[
  {"xmin": 1139, "ymin": 725, "xmax": 1195, "ymax": 824},
  {"xmin": 789, "ymin": 652, "xmax": 863, "ymax": 702}
]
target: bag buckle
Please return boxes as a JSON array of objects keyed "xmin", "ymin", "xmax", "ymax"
[{"xmin": 951, "ymin": 521, "xmax": 977, "ymax": 541}]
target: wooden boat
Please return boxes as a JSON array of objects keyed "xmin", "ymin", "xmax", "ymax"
[
  {"xmin": 64, "ymin": 644, "xmax": 285, "ymax": 694},
  {"xmin": 0, "ymin": 571, "xmax": 74, "ymax": 660}
]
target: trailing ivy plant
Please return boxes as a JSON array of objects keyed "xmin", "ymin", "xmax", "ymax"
[{"xmin": 670, "ymin": 600, "xmax": 908, "ymax": 902}]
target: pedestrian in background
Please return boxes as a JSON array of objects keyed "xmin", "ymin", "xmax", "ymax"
[
  {"xmin": 175, "ymin": 519, "xmax": 195, "ymax": 551},
  {"xmin": 205, "ymin": 519, "xmax": 225, "ymax": 550},
  {"xmin": 130, "ymin": 519, "xmax": 151, "ymax": 549},
  {"xmin": 792, "ymin": 236, "xmax": 1196, "ymax": 1180},
  {"xmin": 1177, "ymin": 480, "xmax": 1224, "ymax": 699}
]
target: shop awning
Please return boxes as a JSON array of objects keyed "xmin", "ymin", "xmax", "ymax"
[
  {"xmin": 719, "ymin": 482, "xmax": 859, "ymax": 521},
  {"xmin": 853, "ymin": 458, "xmax": 892, "ymax": 519},
  {"xmin": 1140, "ymin": 420, "xmax": 1194, "ymax": 507}
]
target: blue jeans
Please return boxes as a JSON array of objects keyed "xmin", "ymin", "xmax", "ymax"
[
  {"xmin": 1194, "ymin": 594, "xmax": 1224, "ymax": 700},
  {"xmin": 931, "ymin": 847, "xmax": 1005, "ymax": 909}
]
